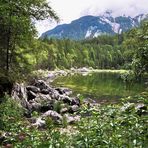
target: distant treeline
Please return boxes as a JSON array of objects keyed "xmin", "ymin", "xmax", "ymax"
[{"xmin": 38, "ymin": 35, "xmax": 128, "ymax": 69}]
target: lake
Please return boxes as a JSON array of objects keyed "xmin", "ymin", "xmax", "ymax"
[{"xmin": 52, "ymin": 72, "xmax": 146, "ymax": 103}]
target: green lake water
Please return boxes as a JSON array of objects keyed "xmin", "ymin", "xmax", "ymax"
[{"xmin": 52, "ymin": 72, "xmax": 146, "ymax": 103}]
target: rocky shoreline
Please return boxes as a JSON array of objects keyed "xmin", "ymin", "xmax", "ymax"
[
  {"xmin": 10, "ymin": 67, "xmax": 107, "ymax": 128},
  {"xmin": 9, "ymin": 68, "xmax": 147, "ymax": 128},
  {"xmin": 32, "ymin": 67, "xmax": 127, "ymax": 82},
  {"xmin": 11, "ymin": 77, "xmax": 83, "ymax": 128}
]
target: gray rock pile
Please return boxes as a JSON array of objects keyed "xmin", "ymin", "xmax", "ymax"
[{"xmin": 11, "ymin": 79, "xmax": 81, "ymax": 127}]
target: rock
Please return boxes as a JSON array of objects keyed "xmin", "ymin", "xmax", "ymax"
[
  {"xmin": 70, "ymin": 67, "xmax": 75, "ymax": 71},
  {"xmin": 57, "ymin": 70, "xmax": 67, "ymax": 76},
  {"xmin": 60, "ymin": 107, "xmax": 69, "ymax": 114},
  {"xmin": 136, "ymin": 103, "xmax": 147, "ymax": 110},
  {"xmin": 27, "ymin": 91, "xmax": 36, "ymax": 101},
  {"xmin": 34, "ymin": 94, "xmax": 52, "ymax": 103},
  {"xmin": 48, "ymin": 73, "xmax": 55, "ymax": 79},
  {"xmin": 69, "ymin": 105, "xmax": 79, "ymax": 113},
  {"xmin": 55, "ymin": 87, "xmax": 72, "ymax": 95},
  {"xmin": 26, "ymin": 86, "xmax": 40, "ymax": 93},
  {"xmin": 42, "ymin": 110, "xmax": 62, "ymax": 123},
  {"xmin": 34, "ymin": 95, "xmax": 54, "ymax": 112},
  {"xmin": 65, "ymin": 114, "xmax": 80, "ymax": 124},
  {"xmin": 40, "ymin": 89, "xmax": 50, "ymax": 94},
  {"xmin": 55, "ymin": 88, "xmax": 65, "ymax": 95},
  {"xmin": 34, "ymin": 80, "xmax": 49, "ymax": 90},
  {"xmin": 33, "ymin": 117, "xmax": 46, "ymax": 128},
  {"xmin": 40, "ymin": 104, "xmax": 53, "ymax": 113},
  {"xmin": 61, "ymin": 96, "xmax": 72, "ymax": 104},
  {"xmin": 71, "ymin": 97, "xmax": 80, "ymax": 106},
  {"xmin": 40, "ymin": 94, "xmax": 52, "ymax": 101},
  {"xmin": 50, "ymin": 90, "xmax": 60, "ymax": 100},
  {"xmin": 31, "ymin": 102, "xmax": 42, "ymax": 112},
  {"xmin": 78, "ymin": 67, "xmax": 89, "ymax": 72},
  {"xmin": 11, "ymin": 83, "xmax": 29, "ymax": 109},
  {"xmin": 136, "ymin": 103, "xmax": 147, "ymax": 116}
]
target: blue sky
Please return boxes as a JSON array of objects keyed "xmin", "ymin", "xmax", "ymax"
[{"xmin": 36, "ymin": 0, "xmax": 148, "ymax": 36}]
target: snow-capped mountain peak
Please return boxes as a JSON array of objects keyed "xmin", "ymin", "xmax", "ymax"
[{"xmin": 41, "ymin": 13, "xmax": 147, "ymax": 40}]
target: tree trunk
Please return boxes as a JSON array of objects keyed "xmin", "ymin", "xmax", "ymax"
[{"xmin": 6, "ymin": 2, "xmax": 12, "ymax": 72}]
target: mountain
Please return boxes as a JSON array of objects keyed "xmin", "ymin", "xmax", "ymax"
[{"xmin": 41, "ymin": 12, "xmax": 146, "ymax": 40}]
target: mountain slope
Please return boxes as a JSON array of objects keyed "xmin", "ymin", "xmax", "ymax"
[{"xmin": 41, "ymin": 13, "xmax": 146, "ymax": 40}]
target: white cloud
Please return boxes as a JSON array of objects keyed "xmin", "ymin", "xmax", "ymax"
[{"xmin": 36, "ymin": 0, "xmax": 148, "ymax": 36}]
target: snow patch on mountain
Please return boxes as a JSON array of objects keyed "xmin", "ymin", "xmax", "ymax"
[
  {"xmin": 119, "ymin": 29, "xmax": 122, "ymax": 34},
  {"xmin": 85, "ymin": 30, "xmax": 92, "ymax": 38},
  {"xmin": 93, "ymin": 30, "xmax": 103, "ymax": 37},
  {"xmin": 85, "ymin": 26, "xmax": 97, "ymax": 38},
  {"xmin": 112, "ymin": 23, "xmax": 120, "ymax": 33},
  {"xmin": 100, "ymin": 17, "xmax": 120, "ymax": 33}
]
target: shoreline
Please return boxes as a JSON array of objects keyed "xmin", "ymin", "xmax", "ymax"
[{"xmin": 32, "ymin": 68, "xmax": 128, "ymax": 82}]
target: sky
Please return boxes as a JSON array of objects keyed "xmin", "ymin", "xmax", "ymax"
[{"xmin": 36, "ymin": 0, "xmax": 148, "ymax": 36}]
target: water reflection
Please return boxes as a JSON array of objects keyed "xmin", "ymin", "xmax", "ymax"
[{"xmin": 52, "ymin": 72, "xmax": 145, "ymax": 103}]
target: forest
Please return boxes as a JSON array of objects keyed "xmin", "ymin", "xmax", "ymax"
[
  {"xmin": 1, "ymin": 20, "xmax": 148, "ymax": 80},
  {"xmin": 0, "ymin": 0, "xmax": 148, "ymax": 147}
]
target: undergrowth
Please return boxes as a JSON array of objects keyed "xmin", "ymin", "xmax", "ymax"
[{"xmin": 0, "ymin": 95, "xmax": 147, "ymax": 148}]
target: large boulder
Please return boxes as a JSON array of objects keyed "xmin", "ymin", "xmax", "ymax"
[
  {"xmin": 40, "ymin": 89, "xmax": 50, "ymax": 95},
  {"xmin": 11, "ymin": 83, "xmax": 29, "ymax": 109},
  {"xmin": 55, "ymin": 87, "xmax": 72, "ymax": 95},
  {"xmin": 30, "ymin": 102, "xmax": 42, "ymax": 112},
  {"xmin": 50, "ymin": 90, "xmax": 60, "ymax": 100},
  {"xmin": 64, "ymin": 114, "xmax": 80, "ymax": 124},
  {"xmin": 40, "ymin": 104, "xmax": 53, "ymax": 113},
  {"xmin": 26, "ymin": 86, "xmax": 40, "ymax": 93},
  {"xmin": 29, "ymin": 100, "xmax": 53, "ymax": 113},
  {"xmin": 71, "ymin": 97, "xmax": 80, "ymax": 106},
  {"xmin": 69, "ymin": 105, "xmax": 79, "ymax": 113},
  {"xmin": 32, "ymin": 117, "xmax": 46, "ymax": 128},
  {"xmin": 42, "ymin": 110, "xmax": 62, "ymax": 123},
  {"xmin": 61, "ymin": 96, "xmax": 72, "ymax": 104},
  {"xmin": 60, "ymin": 107, "xmax": 69, "ymax": 114},
  {"xmin": 27, "ymin": 91, "xmax": 36, "ymax": 101},
  {"xmin": 32, "ymin": 95, "xmax": 54, "ymax": 112},
  {"xmin": 35, "ymin": 94, "xmax": 52, "ymax": 102},
  {"xmin": 34, "ymin": 80, "xmax": 50, "ymax": 90}
]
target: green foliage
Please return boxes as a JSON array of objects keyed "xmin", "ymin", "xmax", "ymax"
[
  {"xmin": 128, "ymin": 20, "xmax": 148, "ymax": 78},
  {"xmin": 53, "ymin": 101, "xmax": 63, "ymax": 113},
  {"xmin": 0, "ymin": 95, "xmax": 24, "ymax": 130},
  {"xmin": 0, "ymin": 0, "xmax": 58, "ymax": 74},
  {"xmin": 74, "ymin": 103, "xmax": 147, "ymax": 147},
  {"xmin": 120, "ymin": 70, "xmax": 135, "ymax": 83},
  {"xmin": 0, "ymin": 95, "xmax": 147, "ymax": 147},
  {"xmin": 38, "ymin": 36, "xmax": 126, "ymax": 70}
]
